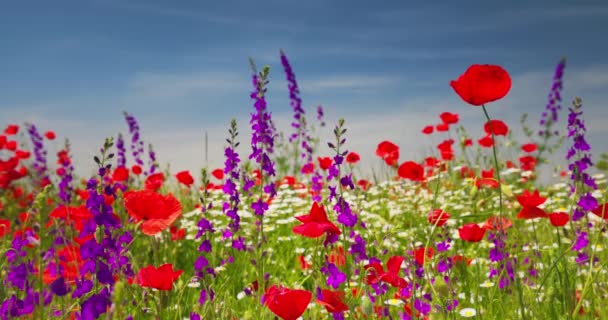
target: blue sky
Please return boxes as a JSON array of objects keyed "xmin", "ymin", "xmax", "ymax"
[{"xmin": 2, "ymin": 1, "xmax": 608, "ymax": 177}]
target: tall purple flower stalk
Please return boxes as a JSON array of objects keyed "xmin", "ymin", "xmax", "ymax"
[
  {"xmin": 567, "ymin": 97, "xmax": 597, "ymax": 222},
  {"xmin": 25, "ymin": 123, "xmax": 49, "ymax": 187},
  {"xmin": 116, "ymin": 133, "xmax": 126, "ymax": 168},
  {"xmin": 222, "ymin": 119, "xmax": 243, "ymax": 241},
  {"xmin": 194, "ymin": 171, "xmax": 217, "ymax": 309},
  {"xmin": 147, "ymin": 143, "xmax": 157, "ymax": 174},
  {"xmin": 123, "ymin": 112, "xmax": 145, "ymax": 173},
  {"xmin": 57, "ymin": 142, "xmax": 74, "ymax": 204},
  {"xmin": 280, "ymin": 50, "xmax": 314, "ymax": 173},
  {"xmin": 539, "ymin": 58, "xmax": 566, "ymax": 137},
  {"xmin": 76, "ymin": 138, "xmax": 133, "ymax": 319}
]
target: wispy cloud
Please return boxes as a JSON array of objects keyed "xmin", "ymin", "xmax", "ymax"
[
  {"xmin": 127, "ymin": 71, "xmax": 247, "ymax": 99},
  {"xmin": 300, "ymin": 75, "xmax": 400, "ymax": 92}
]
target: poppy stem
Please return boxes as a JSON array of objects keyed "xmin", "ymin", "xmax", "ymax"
[{"xmin": 480, "ymin": 105, "xmax": 504, "ymax": 227}]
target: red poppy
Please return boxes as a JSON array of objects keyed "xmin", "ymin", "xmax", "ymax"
[
  {"xmin": 293, "ymin": 202, "xmax": 341, "ymax": 238},
  {"xmin": 301, "ymin": 162, "xmax": 314, "ymax": 174},
  {"xmin": 481, "ymin": 168, "xmax": 494, "ymax": 178},
  {"xmin": 548, "ymin": 212, "xmax": 569, "ymax": 227},
  {"xmin": 476, "ymin": 177, "xmax": 499, "ymax": 189},
  {"xmin": 452, "ymin": 255, "xmax": 473, "ymax": 266},
  {"xmin": 175, "ymin": 170, "xmax": 194, "ymax": 187},
  {"xmin": 484, "ymin": 119, "xmax": 509, "ymax": 136},
  {"xmin": 506, "ymin": 160, "xmax": 516, "ymax": 168},
  {"xmin": 397, "ymin": 161, "xmax": 424, "ymax": 181},
  {"xmin": 130, "ymin": 165, "xmax": 142, "ymax": 175},
  {"xmin": 421, "ymin": 125, "xmax": 434, "ymax": 135},
  {"xmin": 5, "ymin": 140, "xmax": 17, "ymax": 151},
  {"xmin": 297, "ymin": 255, "xmax": 311, "ymax": 270},
  {"xmin": 519, "ymin": 156, "xmax": 537, "ymax": 171},
  {"xmin": 112, "ymin": 167, "xmax": 129, "ymax": 182},
  {"xmin": 211, "ymin": 168, "xmax": 224, "ymax": 180},
  {"xmin": 458, "ymin": 224, "xmax": 486, "ymax": 242},
  {"xmin": 4, "ymin": 125, "xmax": 19, "ymax": 135},
  {"xmin": 318, "ymin": 157, "xmax": 333, "ymax": 171},
  {"xmin": 145, "ymin": 172, "xmax": 165, "ymax": 191},
  {"xmin": 440, "ymin": 112, "xmax": 459, "ymax": 125},
  {"xmin": 329, "ymin": 246, "xmax": 346, "ymax": 267},
  {"xmin": 483, "ymin": 216, "xmax": 512, "ymax": 231},
  {"xmin": 50, "ymin": 205, "xmax": 93, "ymax": 232},
  {"xmin": 428, "ymin": 209, "xmax": 450, "ymax": 227},
  {"xmin": 0, "ymin": 135, "xmax": 6, "ymax": 149},
  {"xmin": 170, "ymin": 226, "xmax": 186, "ymax": 241},
  {"xmin": 376, "ymin": 141, "xmax": 399, "ymax": 166},
  {"xmin": 263, "ymin": 285, "xmax": 311, "ymax": 320},
  {"xmin": 124, "ymin": 190, "xmax": 182, "ymax": 235},
  {"xmin": 413, "ymin": 247, "xmax": 434, "ymax": 266},
  {"xmin": 15, "ymin": 150, "xmax": 30, "ymax": 159},
  {"xmin": 516, "ymin": 190, "xmax": 547, "ymax": 219},
  {"xmin": 591, "ymin": 203, "xmax": 608, "ymax": 219},
  {"xmin": 0, "ymin": 219, "xmax": 10, "ymax": 237},
  {"xmin": 450, "ymin": 64, "xmax": 512, "ymax": 106},
  {"xmin": 460, "ymin": 166, "xmax": 475, "ymax": 179},
  {"xmin": 436, "ymin": 123, "xmax": 449, "ymax": 132},
  {"xmin": 346, "ymin": 152, "xmax": 360, "ymax": 164},
  {"xmin": 44, "ymin": 131, "xmax": 56, "ymax": 140},
  {"xmin": 370, "ymin": 256, "xmax": 408, "ymax": 288},
  {"xmin": 424, "ymin": 157, "xmax": 439, "ymax": 168},
  {"xmin": 317, "ymin": 289, "xmax": 349, "ymax": 313},
  {"xmin": 357, "ymin": 179, "xmax": 372, "ymax": 190},
  {"xmin": 478, "ymin": 135, "xmax": 493, "ymax": 148},
  {"xmin": 463, "ymin": 138, "xmax": 473, "ymax": 147},
  {"xmin": 281, "ymin": 176, "xmax": 296, "ymax": 187},
  {"xmin": 521, "ymin": 143, "xmax": 538, "ymax": 153},
  {"xmin": 134, "ymin": 264, "xmax": 182, "ymax": 291}
]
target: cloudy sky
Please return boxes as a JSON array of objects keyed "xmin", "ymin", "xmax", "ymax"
[{"xmin": 2, "ymin": 1, "xmax": 608, "ymax": 178}]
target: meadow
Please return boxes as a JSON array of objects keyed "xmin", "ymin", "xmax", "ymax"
[{"xmin": 1, "ymin": 54, "xmax": 607, "ymax": 320}]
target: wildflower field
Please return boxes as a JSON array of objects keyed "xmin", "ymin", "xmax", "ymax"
[{"xmin": 1, "ymin": 54, "xmax": 607, "ymax": 320}]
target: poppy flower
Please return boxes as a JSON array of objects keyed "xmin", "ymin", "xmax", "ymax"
[
  {"xmin": 591, "ymin": 203, "xmax": 608, "ymax": 219},
  {"xmin": 297, "ymin": 255, "xmax": 311, "ymax": 270},
  {"xmin": 458, "ymin": 224, "xmax": 486, "ymax": 242},
  {"xmin": 4, "ymin": 125, "xmax": 19, "ymax": 135},
  {"xmin": 15, "ymin": 150, "xmax": 30, "ymax": 159},
  {"xmin": 357, "ymin": 179, "xmax": 371, "ymax": 191},
  {"xmin": 463, "ymin": 138, "xmax": 473, "ymax": 147},
  {"xmin": 521, "ymin": 143, "xmax": 538, "ymax": 153},
  {"xmin": 329, "ymin": 246, "xmax": 346, "ymax": 267},
  {"xmin": 548, "ymin": 212, "xmax": 569, "ymax": 227},
  {"xmin": 346, "ymin": 152, "xmax": 360, "ymax": 164},
  {"xmin": 516, "ymin": 190, "xmax": 547, "ymax": 219},
  {"xmin": 452, "ymin": 255, "xmax": 473, "ymax": 266},
  {"xmin": 293, "ymin": 202, "xmax": 341, "ymax": 238},
  {"xmin": 5, "ymin": 141, "xmax": 17, "ymax": 151},
  {"xmin": 318, "ymin": 157, "xmax": 333, "ymax": 171},
  {"xmin": 112, "ymin": 167, "xmax": 129, "ymax": 182},
  {"xmin": 483, "ymin": 216, "xmax": 512, "ymax": 231},
  {"xmin": 519, "ymin": 156, "xmax": 537, "ymax": 171},
  {"xmin": 175, "ymin": 170, "xmax": 194, "ymax": 187},
  {"xmin": 376, "ymin": 141, "xmax": 399, "ymax": 166},
  {"xmin": 397, "ymin": 161, "xmax": 424, "ymax": 181},
  {"xmin": 301, "ymin": 162, "xmax": 314, "ymax": 174},
  {"xmin": 50, "ymin": 205, "xmax": 93, "ymax": 232},
  {"xmin": 44, "ymin": 131, "xmax": 56, "ymax": 140},
  {"xmin": 134, "ymin": 264, "xmax": 183, "ymax": 291},
  {"xmin": 478, "ymin": 135, "xmax": 493, "ymax": 148},
  {"xmin": 211, "ymin": 168, "xmax": 224, "ymax": 180},
  {"xmin": 484, "ymin": 119, "xmax": 509, "ymax": 136},
  {"xmin": 450, "ymin": 64, "xmax": 512, "ymax": 106},
  {"xmin": 0, "ymin": 219, "xmax": 10, "ymax": 237},
  {"xmin": 124, "ymin": 190, "xmax": 182, "ymax": 235},
  {"xmin": 365, "ymin": 256, "xmax": 407, "ymax": 288},
  {"xmin": 436, "ymin": 123, "xmax": 449, "ymax": 132},
  {"xmin": 145, "ymin": 172, "xmax": 165, "ymax": 191},
  {"xmin": 421, "ymin": 125, "xmax": 434, "ymax": 135},
  {"xmin": 170, "ymin": 226, "xmax": 186, "ymax": 241},
  {"xmin": 413, "ymin": 247, "xmax": 434, "ymax": 266},
  {"xmin": 263, "ymin": 285, "xmax": 311, "ymax": 320},
  {"xmin": 476, "ymin": 177, "xmax": 499, "ymax": 189},
  {"xmin": 0, "ymin": 135, "xmax": 6, "ymax": 148},
  {"xmin": 424, "ymin": 157, "xmax": 439, "ymax": 168},
  {"xmin": 131, "ymin": 165, "xmax": 143, "ymax": 175},
  {"xmin": 317, "ymin": 289, "xmax": 349, "ymax": 313},
  {"xmin": 428, "ymin": 209, "xmax": 450, "ymax": 227},
  {"xmin": 440, "ymin": 112, "xmax": 459, "ymax": 125}
]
